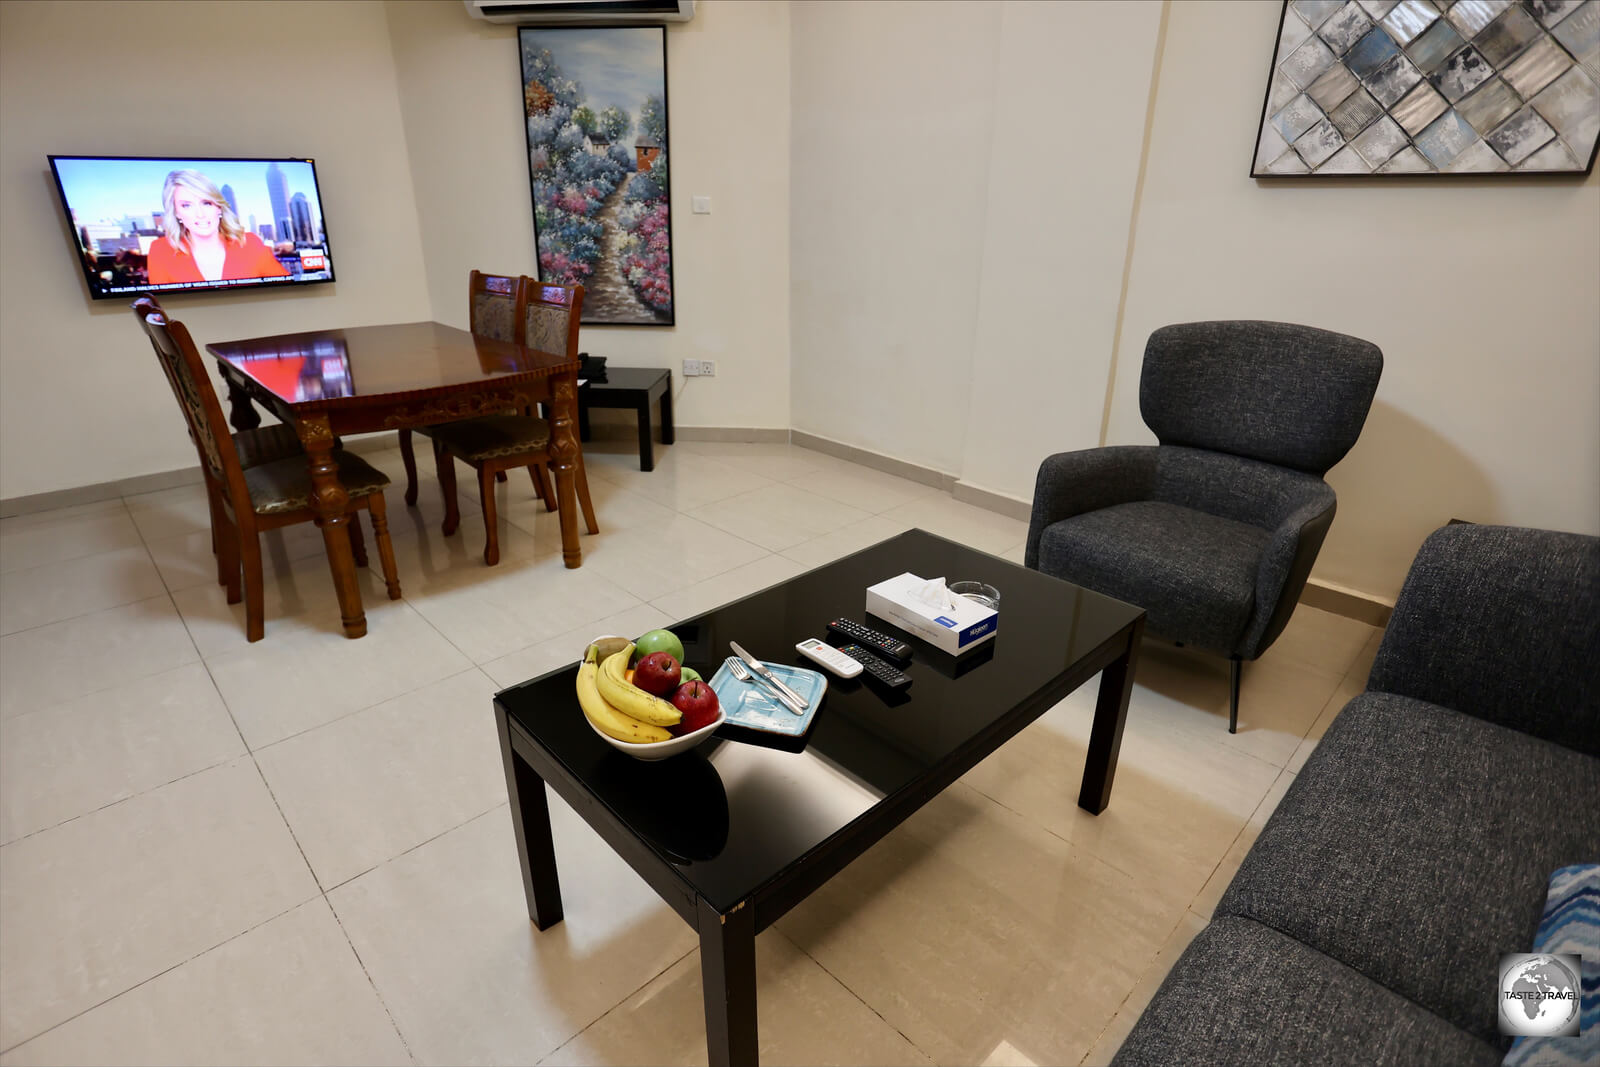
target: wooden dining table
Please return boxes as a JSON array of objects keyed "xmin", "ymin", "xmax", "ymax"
[{"xmin": 207, "ymin": 320, "xmax": 585, "ymax": 640}]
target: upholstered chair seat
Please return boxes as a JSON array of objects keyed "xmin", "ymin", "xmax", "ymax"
[
  {"xmin": 232, "ymin": 422, "xmax": 305, "ymax": 468},
  {"xmin": 425, "ymin": 414, "xmax": 552, "ymax": 463},
  {"xmin": 1038, "ymin": 501, "xmax": 1271, "ymax": 654},
  {"xmin": 244, "ymin": 451, "xmax": 392, "ymax": 516}
]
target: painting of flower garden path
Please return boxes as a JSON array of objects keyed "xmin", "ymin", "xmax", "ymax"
[{"xmin": 520, "ymin": 26, "xmax": 674, "ymax": 326}]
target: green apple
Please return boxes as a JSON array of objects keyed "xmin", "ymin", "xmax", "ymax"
[
  {"xmin": 632, "ymin": 628, "xmax": 685, "ymax": 666},
  {"xmin": 679, "ymin": 666, "xmax": 702, "ymax": 684}
]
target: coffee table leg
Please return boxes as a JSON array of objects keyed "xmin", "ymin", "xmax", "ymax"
[
  {"xmin": 1078, "ymin": 617, "xmax": 1144, "ymax": 815},
  {"xmin": 497, "ymin": 705, "xmax": 564, "ymax": 929},
  {"xmin": 698, "ymin": 897, "xmax": 757, "ymax": 1067}
]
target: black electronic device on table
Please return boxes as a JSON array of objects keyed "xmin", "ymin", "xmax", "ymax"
[
  {"xmin": 835, "ymin": 644, "xmax": 913, "ymax": 690},
  {"xmin": 826, "ymin": 618, "xmax": 912, "ymax": 662}
]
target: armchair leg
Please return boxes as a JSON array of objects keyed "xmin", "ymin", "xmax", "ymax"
[{"xmin": 1229, "ymin": 658, "xmax": 1241, "ymax": 734}]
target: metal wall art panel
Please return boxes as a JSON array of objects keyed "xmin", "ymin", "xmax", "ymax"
[{"xmin": 1252, "ymin": 0, "xmax": 1600, "ymax": 175}]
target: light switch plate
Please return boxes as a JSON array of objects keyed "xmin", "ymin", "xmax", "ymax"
[{"xmin": 692, "ymin": 196, "xmax": 712, "ymax": 214}]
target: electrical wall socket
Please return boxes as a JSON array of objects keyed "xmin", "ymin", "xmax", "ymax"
[
  {"xmin": 700, "ymin": 360, "xmax": 716, "ymax": 376},
  {"xmin": 683, "ymin": 359, "xmax": 717, "ymax": 377}
]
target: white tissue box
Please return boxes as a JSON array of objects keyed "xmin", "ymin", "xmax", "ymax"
[{"xmin": 865, "ymin": 572, "xmax": 998, "ymax": 656}]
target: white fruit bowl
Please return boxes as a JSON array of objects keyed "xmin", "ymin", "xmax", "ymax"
[
  {"xmin": 584, "ymin": 635, "xmax": 724, "ymax": 761},
  {"xmin": 585, "ymin": 704, "xmax": 725, "ymax": 761}
]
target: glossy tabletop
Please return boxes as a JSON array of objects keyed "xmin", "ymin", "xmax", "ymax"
[
  {"xmin": 495, "ymin": 529, "xmax": 1144, "ymax": 916},
  {"xmin": 206, "ymin": 320, "xmax": 577, "ymax": 410}
]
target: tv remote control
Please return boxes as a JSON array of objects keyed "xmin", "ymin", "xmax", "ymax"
[
  {"xmin": 827, "ymin": 618, "xmax": 912, "ymax": 663},
  {"xmin": 796, "ymin": 637, "xmax": 863, "ymax": 679},
  {"xmin": 836, "ymin": 644, "xmax": 913, "ymax": 689}
]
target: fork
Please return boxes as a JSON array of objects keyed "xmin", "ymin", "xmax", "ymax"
[{"xmin": 725, "ymin": 657, "xmax": 806, "ymax": 715}]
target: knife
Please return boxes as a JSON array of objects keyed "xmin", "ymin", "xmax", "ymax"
[{"xmin": 729, "ymin": 641, "xmax": 808, "ymax": 713}]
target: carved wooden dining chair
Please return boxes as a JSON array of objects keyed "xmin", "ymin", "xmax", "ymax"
[
  {"xmin": 132, "ymin": 298, "xmax": 401, "ymax": 641},
  {"xmin": 134, "ymin": 295, "xmax": 309, "ymax": 568},
  {"xmin": 396, "ymin": 271, "xmax": 539, "ymax": 506},
  {"xmin": 399, "ymin": 273, "xmax": 599, "ymax": 566}
]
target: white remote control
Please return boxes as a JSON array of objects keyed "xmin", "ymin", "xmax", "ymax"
[{"xmin": 795, "ymin": 637, "xmax": 863, "ymax": 679}]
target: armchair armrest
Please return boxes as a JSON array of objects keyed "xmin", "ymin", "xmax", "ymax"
[
  {"xmin": 1025, "ymin": 446, "xmax": 1158, "ymax": 569},
  {"xmin": 1237, "ymin": 485, "xmax": 1336, "ymax": 660},
  {"xmin": 1368, "ymin": 524, "xmax": 1599, "ymax": 755}
]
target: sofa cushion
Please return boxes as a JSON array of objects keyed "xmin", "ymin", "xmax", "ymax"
[
  {"xmin": 1110, "ymin": 916, "xmax": 1501, "ymax": 1067},
  {"xmin": 1036, "ymin": 500, "xmax": 1269, "ymax": 654},
  {"xmin": 1217, "ymin": 692, "xmax": 1600, "ymax": 1044}
]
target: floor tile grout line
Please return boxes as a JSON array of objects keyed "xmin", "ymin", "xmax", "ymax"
[
  {"xmin": 0, "ymin": 887, "xmax": 323, "ymax": 1057},
  {"xmin": 532, "ymin": 943, "xmax": 702, "ymax": 1067},
  {"xmin": 245, "ymin": 750, "xmax": 328, "ymax": 896},
  {"xmin": 320, "ymin": 898, "xmax": 421, "ymax": 1066},
  {"xmin": 1075, "ymin": 908, "xmax": 1195, "ymax": 1067},
  {"xmin": 319, "ymin": 800, "xmax": 510, "ymax": 896},
  {"xmin": 771, "ymin": 925, "xmax": 937, "ymax": 1064}
]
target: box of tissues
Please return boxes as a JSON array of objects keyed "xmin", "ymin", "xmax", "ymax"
[{"xmin": 865, "ymin": 573, "xmax": 998, "ymax": 656}]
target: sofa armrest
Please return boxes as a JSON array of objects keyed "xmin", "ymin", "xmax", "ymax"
[
  {"xmin": 1368, "ymin": 524, "xmax": 1600, "ymax": 756},
  {"xmin": 1025, "ymin": 446, "xmax": 1158, "ymax": 569}
]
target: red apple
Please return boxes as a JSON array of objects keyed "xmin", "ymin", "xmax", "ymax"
[
  {"xmin": 632, "ymin": 652, "xmax": 681, "ymax": 697},
  {"xmin": 670, "ymin": 680, "xmax": 721, "ymax": 735}
]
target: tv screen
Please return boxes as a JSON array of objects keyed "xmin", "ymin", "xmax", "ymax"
[{"xmin": 48, "ymin": 155, "xmax": 336, "ymax": 300}]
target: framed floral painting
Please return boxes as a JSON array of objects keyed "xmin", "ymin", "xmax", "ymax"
[{"xmin": 519, "ymin": 25, "xmax": 674, "ymax": 325}]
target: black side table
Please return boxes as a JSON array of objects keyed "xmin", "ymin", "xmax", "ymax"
[{"xmin": 578, "ymin": 367, "xmax": 673, "ymax": 472}]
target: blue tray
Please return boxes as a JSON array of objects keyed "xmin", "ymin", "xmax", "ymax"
[{"xmin": 708, "ymin": 659, "xmax": 827, "ymax": 738}]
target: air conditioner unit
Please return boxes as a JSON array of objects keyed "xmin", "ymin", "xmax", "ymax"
[{"xmin": 465, "ymin": 0, "xmax": 695, "ymax": 24}]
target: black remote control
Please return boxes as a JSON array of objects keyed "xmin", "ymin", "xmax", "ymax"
[
  {"xmin": 827, "ymin": 618, "xmax": 912, "ymax": 663},
  {"xmin": 837, "ymin": 644, "xmax": 913, "ymax": 689}
]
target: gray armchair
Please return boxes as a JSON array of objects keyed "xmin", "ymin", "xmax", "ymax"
[{"xmin": 1025, "ymin": 321, "xmax": 1383, "ymax": 732}]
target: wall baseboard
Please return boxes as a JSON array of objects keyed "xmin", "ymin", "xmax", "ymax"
[
  {"xmin": 672, "ymin": 426, "xmax": 791, "ymax": 444},
  {"xmin": 1, "ymin": 466, "xmax": 204, "ymax": 519},
  {"xmin": 952, "ymin": 480, "xmax": 1032, "ymax": 523},
  {"xmin": 1299, "ymin": 578, "xmax": 1394, "ymax": 629},
  {"xmin": 790, "ymin": 430, "xmax": 956, "ymax": 492}
]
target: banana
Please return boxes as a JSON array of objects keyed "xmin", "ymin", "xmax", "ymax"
[
  {"xmin": 576, "ymin": 644, "xmax": 672, "ymax": 744},
  {"xmin": 596, "ymin": 644, "xmax": 683, "ymax": 727}
]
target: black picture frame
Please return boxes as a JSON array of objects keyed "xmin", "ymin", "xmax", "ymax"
[{"xmin": 518, "ymin": 25, "xmax": 676, "ymax": 326}]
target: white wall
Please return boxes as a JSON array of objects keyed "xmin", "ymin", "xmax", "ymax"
[
  {"xmin": 790, "ymin": 1, "xmax": 1003, "ymax": 475},
  {"xmin": 0, "ymin": 1, "xmax": 431, "ymax": 500},
  {"xmin": 789, "ymin": 1, "xmax": 1163, "ymax": 481},
  {"xmin": 959, "ymin": 1, "xmax": 1165, "ymax": 499},
  {"xmin": 383, "ymin": 0, "xmax": 792, "ymax": 433},
  {"xmin": 1112, "ymin": 0, "xmax": 1600, "ymax": 598}
]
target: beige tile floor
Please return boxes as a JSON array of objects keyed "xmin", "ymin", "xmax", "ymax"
[{"xmin": 0, "ymin": 439, "xmax": 1382, "ymax": 1066}]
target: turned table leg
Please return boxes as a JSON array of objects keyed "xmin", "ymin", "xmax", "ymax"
[
  {"xmin": 299, "ymin": 414, "xmax": 366, "ymax": 638},
  {"xmin": 547, "ymin": 375, "xmax": 583, "ymax": 569}
]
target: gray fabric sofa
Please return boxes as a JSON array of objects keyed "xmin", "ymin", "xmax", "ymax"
[{"xmin": 1112, "ymin": 524, "xmax": 1600, "ymax": 1066}]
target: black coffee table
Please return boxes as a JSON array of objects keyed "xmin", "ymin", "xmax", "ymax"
[{"xmin": 493, "ymin": 529, "xmax": 1144, "ymax": 1066}]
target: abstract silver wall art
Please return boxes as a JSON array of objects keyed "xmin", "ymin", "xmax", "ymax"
[{"xmin": 1252, "ymin": 0, "xmax": 1600, "ymax": 175}]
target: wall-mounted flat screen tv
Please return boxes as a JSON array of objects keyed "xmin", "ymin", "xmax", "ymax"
[{"xmin": 48, "ymin": 155, "xmax": 336, "ymax": 300}]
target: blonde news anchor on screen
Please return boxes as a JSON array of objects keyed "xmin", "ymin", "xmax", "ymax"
[{"xmin": 146, "ymin": 169, "xmax": 289, "ymax": 284}]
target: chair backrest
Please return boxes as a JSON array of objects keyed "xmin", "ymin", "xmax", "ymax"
[
  {"xmin": 131, "ymin": 296, "xmax": 245, "ymax": 494},
  {"xmin": 1139, "ymin": 321, "xmax": 1382, "ymax": 477},
  {"xmin": 468, "ymin": 270, "xmax": 523, "ymax": 343},
  {"xmin": 521, "ymin": 280, "xmax": 584, "ymax": 358}
]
